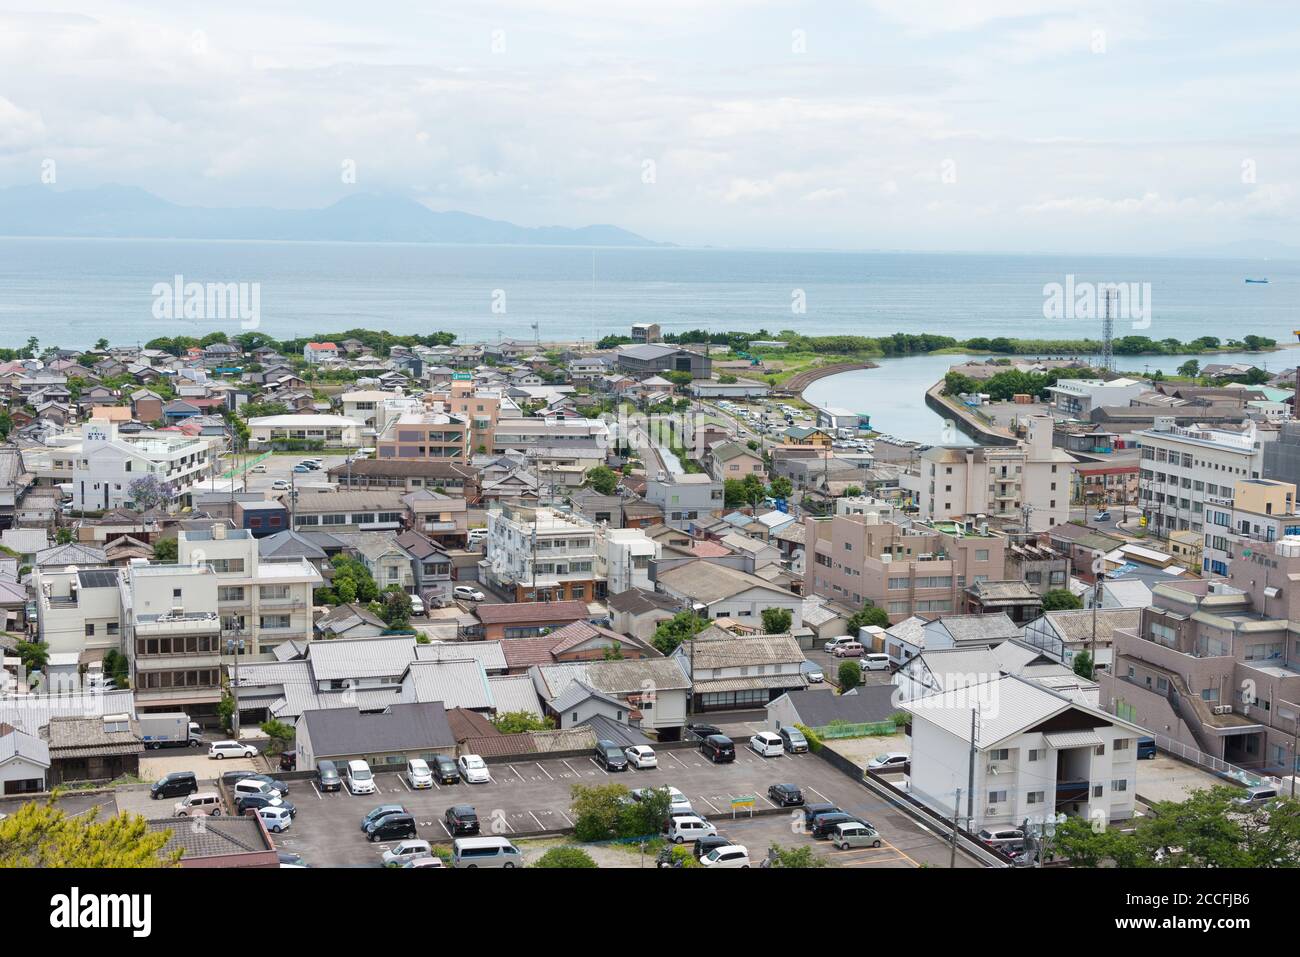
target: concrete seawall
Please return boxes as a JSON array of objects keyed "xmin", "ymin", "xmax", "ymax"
[
  {"xmin": 788, "ymin": 360, "xmax": 877, "ymax": 395},
  {"xmin": 923, "ymin": 380, "xmax": 1017, "ymax": 446}
]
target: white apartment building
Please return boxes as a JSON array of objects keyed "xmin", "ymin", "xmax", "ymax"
[
  {"xmin": 247, "ymin": 414, "xmax": 365, "ymax": 450},
  {"xmin": 72, "ymin": 420, "xmax": 217, "ymax": 511},
  {"xmin": 902, "ymin": 674, "xmax": 1144, "ymax": 831},
  {"xmin": 340, "ymin": 390, "xmax": 403, "ymax": 431},
  {"xmin": 595, "ymin": 526, "xmax": 660, "ymax": 595},
  {"xmin": 481, "ymin": 504, "xmax": 601, "ymax": 602},
  {"xmin": 491, "ymin": 417, "xmax": 610, "ymax": 453},
  {"xmin": 644, "ymin": 474, "xmax": 725, "ymax": 531},
  {"xmin": 177, "ymin": 526, "xmax": 321, "ymax": 655},
  {"xmin": 1044, "ymin": 377, "xmax": 1145, "ymax": 417},
  {"xmin": 1137, "ymin": 417, "xmax": 1271, "ymax": 541},
  {"xmin": 120, "ymin": 560, "xmax": 225, "ymax": 721},
  {"xmin": 33, "ymin": 565, "xmax": 125, "ymax": 661},
  {"xmin": 901, "ymin": 416, "xmax": 1075, "ymax": 532}
]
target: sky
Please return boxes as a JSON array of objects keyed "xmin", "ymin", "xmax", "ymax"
[{"xmin": 0, "ymin": 1, "xmax": 1297, "ymax": 252}]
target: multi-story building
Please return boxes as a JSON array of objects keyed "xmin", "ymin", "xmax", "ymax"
[
  {"xmin": 903, "ymin": 673, "xmax": 1144, "ymax": 831},
  {"xmin": 900, "ymin": 416, "xmax": 1075, "ymax": 532},
  {"xmin": 1202, "ymin": 478, "xmax": 1300, "ymax": 576},
  {"xmin": 72, "ymin": 420, "xmax": 217, "ymax": 511},
  {"xmin": 376, "ymin": 410, "xmax": 470, "ymax": 461},
  {"xmin": 1100, "ymin": 535, "xmax": 1300, "ymax": 775},
  {"xmin": 1044, "ymin": 377, "xmax": 1145, "ymax": 417},
  {"xmin": 120, "ymin": 561, "xmax": 224, "ymax": 721},
  {"xmin": 595, "ymin": 526, "xmax": 659, "ymax": 595},
  {"xmin": 444, "ymin": 380, "xmax": 500, "ymax": 454},
  {"xmin": 33, "ymin": 565, "xmax": 124, "ymax": 662},
  {"xmin": 805, "ymin": 511, "xmax": 1006, "ymax": 623},
  {"xmin": 177, "ymin": 526, "xmax": 320, "ymax": 656},
  {"xmin": 644, "ymin": 474, "xmax": 724, "ymax": 531},
  {"xmin": 247, "ymin": 414, "xmax": 364, "ymax": 450},
  {"xmin": 1136, "ymin": 416, "xmax": 1270, "ymax": 540},
  {"xmin": 340, "ymin": 390, "xmax": 402, "ymax": 432},
  {"xmin": 481, "ymin": 504, "xmax": 601, "ymax": 602},
  {"xmin": 630, "ymin": 323, "xmax": 661, "ymax": 344},
  {"xmin": 287, "ymin": 490, "xmax": 406, "ymax": 533},
  {"xmin": 401, "ymin": 489, "xmax": 469, "ymax": 547},
  {"xmin": 490, "ymin": 417, "xmax": 609, "ymax": 454}
]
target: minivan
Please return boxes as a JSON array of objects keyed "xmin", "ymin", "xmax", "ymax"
[
  {"xmin": 451, "ymin": 836, "xmax": 523, "ymax": 868},
  {"xmin": 366, "ymin": 813, "xmax": 417, "ymax": 842},
  {"xmin": 151, "ymin": 771, "xmax": 198, "ymax": 800},
  {"xmin": 231, "ymin": 778, "xmax": 280, "ymax": 801},
  {"xmin": 779, "ymin": 726, "xmax": 809, "ymax": 754},
  {"xmin": 700, "ymin": 734, "xmax": 735, "ymax": 763},
  {"xmin": 831, "ymin": 641, "xmax": 865, "ymax": 658},
  {"xmin": 317, "ymin": 760, "xmax": 342, "ymax": 792},
  {"xmin": 861, "ymin": 653, "xmax": 890, "ymax": 672},
  {"xmin": 174, "ymin": 792, "xmax": 223, "ymax": 817},
  {"xmin": 663, "ymin": 814, "xmax": 717, "ymax": 844},
  {"xmin": 594, "ymin": 739, "xmax": 629, "ymax": 771},
  {"xmin": 347, "ymin": 759, "xmax": 376, "ymax": 795},
  {"xmin": 832, "ymin": 822, "xmax": 882, "ymax": 849}
]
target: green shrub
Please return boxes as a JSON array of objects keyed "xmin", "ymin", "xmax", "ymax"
[{"xmin": 533, "ymin": 846, "xmax": 598, "ymax": 868}]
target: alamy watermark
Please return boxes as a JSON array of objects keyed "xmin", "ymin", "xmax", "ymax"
[
  {"xmin": 1042, "ymin": 274, "xmax": 1151, "ymax": 330},
  {"xmin": 151, "ymin": 274, "xmax": 261, "ymax": 329}
]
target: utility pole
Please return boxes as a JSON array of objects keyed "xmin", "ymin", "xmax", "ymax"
[
  {"xmin": 226, "ymin": 637, "xmax": 244, "ymax": 737},
  {"xmin": 949, "ymin": 787, "xmax": 961, "ymax": 868},
  {"xmin": 1090, "ymin": 569, "xmax": 1104, "ymax": 680},
  {"xmin": 967, "ymin": 709, "xmax": 977, "ymax": 830},
  {"xmin": 1282, "ymin": 698, "xmax": 1300, "ymax": 798}
]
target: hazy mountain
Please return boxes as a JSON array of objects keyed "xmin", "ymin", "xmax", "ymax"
[{"xmin": 0, "ymin": 185, "xmax": 669, "ymax": 247}]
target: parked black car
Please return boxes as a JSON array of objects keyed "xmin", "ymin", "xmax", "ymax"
[
  {"xmin": 366, "ymin": 813, "xmax": 417, "ymax": 842},
  {"xmin": 360, "ymin": 804, "xmax": 406, "ymax": 831},
  {"xmin": 801, "ymin": 802, "xmax": 838, "ymax": 827},
  {"xmin": 700, "ymin": 734, "xmax": 735, "ymax": 763},
  {"xmin": 686, "ymin": 723, "xmax": 723, "ymax": 740},
  {"xmin": 445, "ymin": 805, "xmax": 480, "ymax": 835},
  {"xmin": 237, "ymin": 794, "xmax": 296, "ymax": 817},
  {"xmin": 594, "ymin": 739, "xmax": 629, "ymax": 771},
  {"xmin": 317, "ymin": 760, "xmax": 342, "ymax": 792},
  {"xmin": 150, "ymin": 771, "xmax": 198, "ymax": 800},
  {"xmin": 767, "ymin": 783, "xmax": 804, "ymax": 807},
  {"xmin": 432, "ymin": 754, "xmax": 460, "ymax": 784},
  {"xmin": 693, "ymin": 834, "xmax": 732, "ymax": 860},
  {"xmin": 811, "ymin": 811, "xmax": 866, "ymax": 839}
]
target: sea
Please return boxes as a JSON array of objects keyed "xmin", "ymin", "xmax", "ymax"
[{"xmin": 1, "ymin": 237, "xmax": 1296, "ymax": 441}]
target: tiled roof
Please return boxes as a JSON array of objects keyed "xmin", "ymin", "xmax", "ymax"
[
  {"xmin": 42, "ymin": 716, "xmax": 143, "ymax": 757},
  {"xmin": 146, "ymin": 816, "xmax": 274, "ymax": 861},
  {"xmin": 475, "ymin": 600, "xmax": 588, "ymax": 625},
  {"xmin": 680, "ymin": 634, "xmax": 806, "ymax": 670}
]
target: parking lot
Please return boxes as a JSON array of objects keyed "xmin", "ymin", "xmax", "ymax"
[
  {"xmin": 233, "ymin": 452, "xmax": 352, "ymax": 494},
  {"xmin": 274, "ymin": 745, "xmax": 978, "ymax": 868}
]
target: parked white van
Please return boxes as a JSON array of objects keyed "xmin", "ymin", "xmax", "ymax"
[
  {"xmin": 451, "ymin": 836, "xmax": 523, "ymax": 868},
  {"xmin": 663, "ymin": 814, "xmax": 717, "ymax": 844},
  {"xmin": 231, "ymin": 778, "xmax": 281, "ymax": 801},
  {"xmin": 749, "ymin": 731, "xmax": 784, "ymax": 757},
  {"xmin": 346, "ymin": 759, "xmax": 377, "ymax": 795},
  {"xmin": 861, "ymin": 653, "xmax": 891, "ymax": 672}
]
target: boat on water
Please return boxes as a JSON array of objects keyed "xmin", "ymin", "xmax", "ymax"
[{"xmin": 1245, "ymin": 278, "xmax": 1270, "ymax": 283}]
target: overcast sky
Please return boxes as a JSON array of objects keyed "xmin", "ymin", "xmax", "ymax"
[{"xmin": 0, "ymin": 1, "xmax": 1297, "ymax": 252}]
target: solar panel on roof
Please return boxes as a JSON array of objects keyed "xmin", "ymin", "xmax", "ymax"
[{"xmin": 77, "ymin": 570, "xmax": 119, "ymax": 588}]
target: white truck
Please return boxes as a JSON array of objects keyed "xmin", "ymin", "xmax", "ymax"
[{"xmin": 138, "ymin": 713, "xmax": 203, "ymax": 750}]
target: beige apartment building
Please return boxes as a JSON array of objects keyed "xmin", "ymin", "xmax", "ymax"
[
  {"xmin": 442, "ymin": 379, "xmax": 500, "ymax": 454},
  {"xmin": 900, "ymin": 416, "xmax": 1075, "ymax": 531},
  {"xmin": 1101, "ymin": 535, "xmax": 1300, "ymax": 776},
  {"xmin": 376, "ymin": 411, "xmax": 470, "ymax": 461},
  {"xmin": 806, "ymin": 511, "xmax": 1007, "ymax": 622}
]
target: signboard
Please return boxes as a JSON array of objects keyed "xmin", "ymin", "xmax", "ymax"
[
  {"xmin": 452, "ymin": 373, "xmax": 473, "ymax": 380},
  {"xmin": 731, "ymin": 795, "xmax": 755, "ymax": 817}
]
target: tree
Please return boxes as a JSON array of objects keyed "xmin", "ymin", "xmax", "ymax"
[
  {"xmin": 586, "ymin": 465, "xmax": 618, "ymax": 495},
  {"xmin": 846, "ymin": 603, "xmax": 889, "ymax": 632},
  {"xmin": 664, "ymin": 370, "xmax": 693, "ymax": 389},
  {"xmin": 768, "ymin": 476, "xmax": 794, "ymax": 501},
  {"xmin": 94, "ymin": 337, "xmax": 110, "ymax": 350},
  {"xmin": 767, "ymin": 842, "xmax": 828, "ymax": 868},
  {"xmin": 651, "ymin": 611, "xmax": 706, "ymax": 655},
  {"xmin": 761, "ymin": 607, "xmax": 792, "ymax": 634},
  {"xmin": 127, "ymin": 474, "xmax": 169, "ymax": 511},
  {"xmin": 102, "ymin": 649, "xmax": 131, "ymax": 689},
  {"xmin": 492, "ymin": 711, "xmax": 554, "ymax": 733},
  {"xmin": 569, "ymin": 783, "xmax": 670, "ymax": 842},
  {"xmin": 1072, "ymin": 649, "xmax": 1094, "ymax": 679},
  {"xmin": 842, "ymin": 485, "xmax": 862, "ymax": 498},
  {"xmin": 532, "ymin": 846, "xmax": 598, "ymax": 868},
  {"xmin": 838, "ymin": 660, "xmax": 861, "ymax": 691},
  {"xmin": 737, "ymin": 472, "xmax": 767, "ymax": 507},
  {"xmin": 259, "ymin": 719, "xmax": 295, "ymax": 756},
  {"xmin": 317, "ymin": 554, "xmax": 379, "ymax": 605},
  {"xmin": 152, "ymin": 537, "xmax": 178, "ymax": 563},
  {"xmin": 376, "ymin": 586, "xmax": 412, "ymax": 629},
  {"xmin": 217, "ymin": 691, "xmax": 235, "ymax": 734},
  {"xmin": 0, "ymin": 800, "xmax": 182, "ymax": 868},
  {"xmin": 602, "ymin": 641, "xmax": 625, "ymax": 661},
  {"xmin": 1177, "ymin": 359, "xmax": 1200, "ymax": 378},
  {"xmin": 54, "ymin": 527, "xmax": 73, "ymax": 545},
  {"xmin": 15, "ymin": 640, "xmax": 48, "ymax": 674},
  {"xmin": 1042, "ymin": 588, "xmax": 1082, "ymax": 611},
  {"xmin": 718, "ymin": 373, "xmax": 738, "ymax": 384}
]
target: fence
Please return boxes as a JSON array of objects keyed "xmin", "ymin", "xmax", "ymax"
[
  {"xmin": 1153, "ymin": 734, "xmax": 1282, "ymax": 790},
  {"xmin": 814, "ymin": 720, "xmax": 900, "ymax": 739}
]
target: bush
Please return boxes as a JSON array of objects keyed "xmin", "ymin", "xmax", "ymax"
[
  {"xmin": 532, "ymin": 846, "xmax": 597, "ymax": 868},
  {"xmin": 761, "ymin": 607, "xmax": 792, "ymax": 634},
  {"xmin": 1042, "ymin": 588, "xmax": 1082, "ymax": 611},
  {"xmin": 794, "ymin": 723, "xmax": 823, "ymax": 753},
  {"xmin": 837, "ymin": 661, "xmax": 861, "ymax": 691}
]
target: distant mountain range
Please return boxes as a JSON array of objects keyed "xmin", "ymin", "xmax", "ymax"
[{"xmin": 0, "ymin": 185, "xmax": 669, "ymax": 247}]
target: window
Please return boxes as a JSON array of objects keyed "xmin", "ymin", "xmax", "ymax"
[
  {"xmin": 84, "ymin": 623, "xmax": 95, "ymax": 636},
  {"xmin": 1092, "ymin": 784, "xmax": 1104, "ymax": 797},
  {"xmin": 988, "ymin": 790, "xmax": 1007, "ymax": 804},
  {"xmin": 1027, "ymin": 749, "xmax": 1042, "ymax": 762},
  {"xmin": 1111, "ymin": 779, "xmax": 1128, "ymax": 792},
  {"xmin": 989, "ymin": 748, "xmax": 1009, "ymax": 761},
  {"xmin": 1094, "ymin": 744, "xmax": 1106, "ymax": 756},
  {"xmin": 1027, "ymin": 791, "xmax": 1044, "ymax": 804}
]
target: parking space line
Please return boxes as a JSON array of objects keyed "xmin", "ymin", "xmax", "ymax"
[
  {"xmin": 397, "ymin": 775, "xmax": 411, "ymax": 792},
  {"xmin": 508, "ymin": 765, "xmax": 525, "ymax": 782},
  {"xmin": 557, "ymin": 809, "xmax": 573, "ymax": 827},
  {"xmin": 805, "ymin": 786, "xmax": 830, "ymax": 803},
  {"xmin": 587, "ymin": 757, "xmax": 608, "ymax": 775},
  {"xmin": 528, "ymin": 811, "xmax": 545, "ymax": 830},
  {"xmin": 535, "ymin": 762, "xmax": 554, "ymax": 781},
  {"xmin": 561, "ymin": 759, "xmax": 582, "ymax": 778},
  {"xmin": 758, "ymin": 793, "xmax": 778, "ymax": 809},
  {"xmin": 310, "ymin": 782, "xmax": 322, "ymax": 800},
  {"xmin": 697, "ymin": 795, "xmax": 721, "ymax": 814},
  {"xmin": 665, "ymin": 751, "xmax": 689, "ymax": 769}
]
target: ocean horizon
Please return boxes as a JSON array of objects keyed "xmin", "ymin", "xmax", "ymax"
[{"xmin": 0, "ymin": 237, "xmax": 1295, "ymax": 350}]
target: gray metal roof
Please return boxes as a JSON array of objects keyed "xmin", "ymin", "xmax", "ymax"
[
  {"xmin": 300, "ymin": 702, "xmax": 455, "ymax": 759},
  {"xmin": 486, "ymin": 674, "xmax": 544, "ymax": 717},
  {"xmin": 415, "ymin": 640, "xmax": 507, "ymax": 673},
  {"xmin": 581, "ymin": 713, "xmax": 651, "ymax": 747},
  {"xmin": 401, "ymin": 659, "xmax": 494, "ymax": 711},
  {"xmin": 306, "ymin": 636, "xmax": 416, "ymax": 680},
  {"xmin": 773, "ymin": 685, "xmax": 898, "ymax": 727},
  {"xmin": 0, "ymin": 726, "xmax": 50, "ymax": 767}
]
